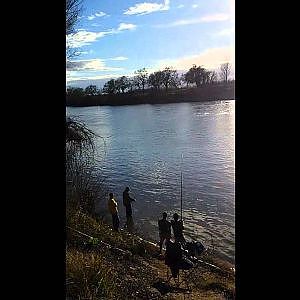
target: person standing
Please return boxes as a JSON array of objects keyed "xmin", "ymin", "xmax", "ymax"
[
  {"xmin": 158, "ymin": 212, "xmax": 171, "ymax": 254},
  {"xmin": 171, "ymin": 213, "xmax": 186, "ymax": 246},
  {"xmin": 108, "ymin": 193, "xmax": 119, "ymax": 232},
  {"xmin": 123, "ymin": 186, "xmax": 135, "ymax": 230}
]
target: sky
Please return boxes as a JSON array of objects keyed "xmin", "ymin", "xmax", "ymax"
[{"xmin": 66, "ymin": 0, "xmax": 235, "ymax": 88}]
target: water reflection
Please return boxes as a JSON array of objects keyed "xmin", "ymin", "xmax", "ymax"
[{"xmin": 67, "ymin": 100, "xmax": 235, "ymax": 263}]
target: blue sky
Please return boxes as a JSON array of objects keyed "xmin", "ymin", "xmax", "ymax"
[{"xmin": 67, "ymin": 0, "xmax": 234, "ymax": 87}]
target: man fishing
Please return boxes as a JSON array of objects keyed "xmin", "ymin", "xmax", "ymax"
[
  {"xmin": 158, "ymin": 212, "xmax": 171, "ymax": 254},
  {"xmin": 123, "ymin": 186, "xmax": 136, "ymax": 230},
  {"xmin": 108, "ymin": 193, "xmax": 119, "ymax": 232},
  {"xmin": 171, "ymin": 213, "xmax": 186, "ymax": 246}
]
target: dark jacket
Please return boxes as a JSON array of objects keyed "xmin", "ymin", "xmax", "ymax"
[
  {"xmin": 171, "ymin": 220, "xmax": 184, "ymax": 237},
  {"xmin": 123, "ymin": 190, "xmax": 134, "ymax": 207},
  {"xmin": 158, "ymin": 219, "xmax": 171, "ymax": 236},
  {"xmin": 123, "ymin": 190, "xmax": 135, "ymax": 217},
  {"xmin": 165, "ymin": 241, "xmax": 182, "ymax": 267}
]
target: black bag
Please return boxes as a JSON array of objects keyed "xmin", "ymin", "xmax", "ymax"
[{"xmin": 185, "ymin": 241, "xmax": 205, "ymax": 257}]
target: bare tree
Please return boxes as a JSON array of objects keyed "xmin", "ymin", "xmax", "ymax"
[
  {"xmin": 66, "ymin": 0, "xmax": 83, "ymax": 59},
  {"xmin": 209, "ymin": 71, "xmax": 217, "ymax": 84},
  {"xmin": 161, "ymin": 67, "xmax": 178, "ymax": 92},
  {"xmin": 134, "ymin": 68, "xmax": 148, "ymax": 93},
  {"xmin": 66, "ymin": 0, "xmax": 82, "ymax": 35},
  {"xmin": 219, "ymin": 63, "xmax": 231, "ymax": 83}
]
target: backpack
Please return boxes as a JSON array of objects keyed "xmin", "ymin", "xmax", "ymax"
[{"xmin": 185, "ymin": 241, "xmax": 205, "ymax": 257}]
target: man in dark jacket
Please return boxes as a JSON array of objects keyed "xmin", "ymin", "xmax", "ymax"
[
  {"xmin": 165, "ymin": 240, "xmax": 193, "ymax": 279},
  {"xmin": 171, "ymin": 213, "xmax": 186, "ymax": 246},
  {"xmin": 158, "ymin": 212, "xmax": 171, "ymax": 254},
  {"xmin": 123, "ymin": 186, "xmax": 135, "ymax": 230}
]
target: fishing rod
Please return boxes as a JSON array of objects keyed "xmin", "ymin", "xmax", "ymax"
[
  {"xmin": 194, "ymin": 256, "xmax": 233, "ymax": 276},
  {"xmin": 180, "ymin": 153, "xmax": 183, "ymax": 221},
  {"xmin": 66, "ymin": 226, "xmax": 131, "ymax": 255}
]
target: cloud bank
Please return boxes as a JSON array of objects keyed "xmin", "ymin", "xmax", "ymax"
[
  {"xmin": 156, "ymin": 46, "xmax": 235, "ymax": 71},
  {"xmin": 154, "ymin": 13, "xmax": 230, "ymax": 28}
]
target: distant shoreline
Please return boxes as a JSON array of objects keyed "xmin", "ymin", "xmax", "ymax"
[{"xmin": 66, "ymin": 82, "xmax": 235, "ymax": 107}]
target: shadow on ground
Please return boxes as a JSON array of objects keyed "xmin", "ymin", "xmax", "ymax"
[{"xmin": 152, "ymin": 280, "xmax": 190, "ymax": 295}]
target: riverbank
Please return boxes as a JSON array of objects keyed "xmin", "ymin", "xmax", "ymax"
[
  {"xmin": 66, "ymin": 83, "xmax": 234, "ymax": 107},
  {"xmin": 66, "ymin": 209, "xmax": 235, "ymax": 299}
]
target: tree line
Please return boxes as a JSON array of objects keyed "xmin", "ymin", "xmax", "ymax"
[{"xmin": 67, "ymin": 63, "xmax": 232, "ymax": 97}]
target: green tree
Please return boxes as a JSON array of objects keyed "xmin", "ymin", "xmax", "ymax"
[
  {"xmin": 148, "ymin": 71, "xmax": 164, "ymax": 90},
  {"xmin": 185, "ymin": 65, "xmax": 212, "ymax": 87},
  {"xmin": 115, "ymin": 76, "xmax": 130, "ymax": 93},
  {"xmin": 184, "ymin": 70, "xmax": 194, "ymax": 88},
  {"xmin": 128, "ymin": 77, "xmax": 136, "ymax": 92},
  {"xmin": 85, "ymin": 85, "xmax": 100, "ymax": 96},
  {"xmin": 102, "ymin": 79, "xmax": 117, "ymax": 94},
  {"xmin": 67, "ymin": 87, "xmax": 85, "ymax": 97}
]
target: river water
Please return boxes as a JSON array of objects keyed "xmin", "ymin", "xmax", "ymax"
[{"xmin": 67, "ymin": 100, "xmax": 235, "ymax": 263}]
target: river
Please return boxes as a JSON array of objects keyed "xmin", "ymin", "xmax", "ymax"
[{"xmin": 67, "ymin": 100, "xmax": 235, "ymax": 263}]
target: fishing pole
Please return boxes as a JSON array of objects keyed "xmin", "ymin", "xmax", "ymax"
[
  {"xmin": 66, "ymin": 226, "xmax": 128, "ymax": 253},
  {"xmin": 180, "ymin": 153, "xmax": 183, "ymax": 221}
]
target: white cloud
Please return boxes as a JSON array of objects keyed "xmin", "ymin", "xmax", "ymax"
[
  {"xmin": 177, "ymin": 4, "xmax": 184, "ymax": 9},
  {"xmin": 67, "ymin": 23, "xmax": 137, "ymax": 48},
  {"xmin": 87, "ymin": 11, "xmax": 108, "ymax": 20},
  {"xmin": 156, "ymin": 46, "xmax": 235, "ymax": 71},
  {"xmin": 67, "ymin": 30, "xmax": 108, "ymax": 48},
  {"xmin": 109, "ymin": 56, "xmax": 128, "ymax": 61},
  {"xmin": 67, "ymin": 31, "xmax": 108, "ymax": 48},
  {"xmin": 117, "ymin": 23, "xmax": 137, "ymax": 31},
  {"xmin": 67, "ymin": 59, "xmax": 123, "ymax": 72},
  {"xmin": 95, "ymin": 12, "xmax": 107, "ymax": 17},
  {"xmin": 124, "ymin": 0, "xmax": 170, "ymax": 15},
  {"xmin": 154, "ymin": 13, "xmax": 230, "ymax": 28},
  {"xmin": 192, "ymin": 4, "xmax": 198, "ymax": 8}
]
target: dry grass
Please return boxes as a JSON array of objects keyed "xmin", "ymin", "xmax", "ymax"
[
  {"xmin": 66, "ymin": 249, "xmax": 116, "ymax": 299},
  {"xmin": 66, "ymin": 208, "xmax": 159, "ymax": 257}
]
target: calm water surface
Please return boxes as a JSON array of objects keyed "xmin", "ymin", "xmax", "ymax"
[{"xmin": 67, "ymin": 100, "xmax": 235, "ymax": 263}]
